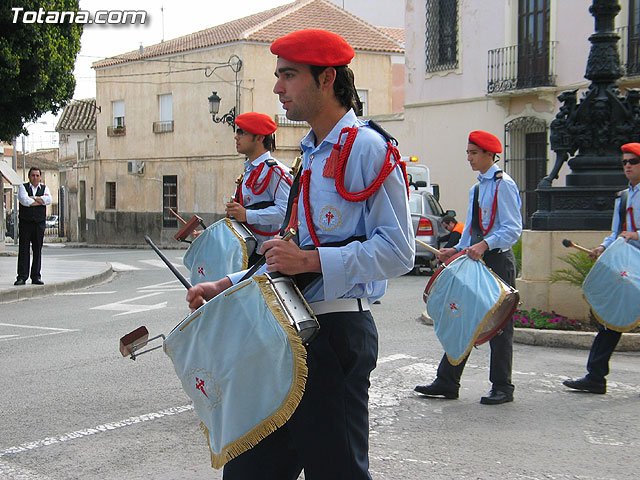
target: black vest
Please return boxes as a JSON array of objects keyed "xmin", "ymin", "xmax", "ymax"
[{"xmin": 19, "ymin": 183, "xmax": 46, "ymax": 223}]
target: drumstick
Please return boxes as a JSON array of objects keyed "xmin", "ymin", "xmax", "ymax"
[
  {"xmin": 169, "ymin": 208, "xmax": 187, "ymax": 225},
  {"xmin": 144, "ymin": 235, "xmax": 193, "ymax": 290},
  {"xmin": 239, "ymin": 228, "xmax": 297, "ymax": 282},
  {"xmin": 561, "ymin": 238, "xmax": 592, "ymax": 255},
  {"xmin": 415, "ymin": 239, "xmax": 441, "ymax": 256}
]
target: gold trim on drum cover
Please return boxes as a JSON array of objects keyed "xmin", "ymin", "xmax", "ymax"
[
  {"xmin": 179, "ymin": 311, "xmax": 202, "ymax": 332},
  {"xmin": 225, "ymin": 279, "xmax": 253, "ymax": 296},
  {"xmin": 584, "ymin": 293, "xmax": 640, "ymax": 333},
  {"xmin": 223, "ymin": 217, "xmax": 250, "ymax": 270},
  {"xmin": 201, "ymin": 274, "xmax": 308, "ymax": 469}
]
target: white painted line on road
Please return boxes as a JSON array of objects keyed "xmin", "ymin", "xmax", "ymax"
[
  {"xmin": 138, "ymin": 279, "xmax": 185, "ymax": 292},
  {"xmin": 110, "ymin": 262, "xmax": 141, "ymax": 271},
  {"xmin": 584, "ymin": 430, "xmax": 627, "ymax": 446},
  {"xmin": 378, "ymin": 353, "xmax": 417, "ymax": 364},
  {"xmin": 56, "ymin": 291, "xmax": 117, "ymax": 295},
  {"xmin": 140, "ymin": 259, "xmax": 183, "ymax": 269},
  {"xmin": 0, "ymin": 324, "xmax": 79, "ymax": 343},
  {"xmin": 0, "ymin": 405, "xmax": 194, "ymax": 458},
  {"xmin": 91, "ymin": 292, "xmax": 168, "ymax": 316}
]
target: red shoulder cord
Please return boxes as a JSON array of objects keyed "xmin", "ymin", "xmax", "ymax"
[
  {"xmin": 478, "ymin": 179, "xmax": 502, "ymax": 236},
  {"xmin": 302, "ymin": 127, "xmax": 410, "ymax": 247},
  {"xmin": 626, "ymin": 207, "xmax": 637, "ymax": 231},
  {"xmin": 238, "ymin": 163, "xmax": 294, "ymax": 237}
]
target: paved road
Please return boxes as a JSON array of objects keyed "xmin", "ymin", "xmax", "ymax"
[{"xmin": 0, "ymin": 248, "xmax": 638, "ymax": 479}]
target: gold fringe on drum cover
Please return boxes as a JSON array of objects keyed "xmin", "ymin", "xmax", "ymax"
[{"xmin": 201, "ymin": 274, "xmax": 309, "ymax": 469}]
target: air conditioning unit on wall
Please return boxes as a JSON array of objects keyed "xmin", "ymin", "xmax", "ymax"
[{"xmin": 127, "ymin": 160, "xmax": 145, "ymax": 175}]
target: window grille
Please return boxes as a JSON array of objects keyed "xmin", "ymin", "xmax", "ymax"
[
  {"xmin": 425, "ymin": 0, "xmax": 458, "ymax": 72},
  {"xmin": 163, "ymin": 175, "xmax": 178, "ymax": 228},
  {"xmin": 105, "ymin": 182, "xmax": 116, "ymax": 210}
]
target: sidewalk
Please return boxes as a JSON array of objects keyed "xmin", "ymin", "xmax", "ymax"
[{"xmin": 0, "ymin": 243, "xmax": 113, "ymax": 304}]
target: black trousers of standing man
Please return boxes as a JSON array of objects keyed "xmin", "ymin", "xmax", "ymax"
[
  {"xmin": 17, "ymin": 220, "xmax": 46, "ymax": 282},
  {"xmin": 586, "ymin": 324, "xmax": 622, "ymax": 383},
  {"xmin": 435, "ymin": 249, "xmax": 517, "ymax": 395}
]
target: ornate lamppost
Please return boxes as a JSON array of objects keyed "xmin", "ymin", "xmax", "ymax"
[
  {"xmin": 532, "ymin": 0, "xmax": 640, "ymax": 230},
  {"xmin": 205, "ymin": 54, "xmax": 242, "ymax": 130}
]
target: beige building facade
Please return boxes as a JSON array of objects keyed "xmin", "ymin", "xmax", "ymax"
[{"xmin": 88, "ymin": 0, "xmax": 404, "ymax": 245}]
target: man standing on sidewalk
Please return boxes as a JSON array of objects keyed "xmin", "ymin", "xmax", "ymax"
[
  {"xmin": 15, "ymin": 167, "xmax": 51, "ymax": 285},
  {"xmin": 563, "ymin": 142, "xmax": 640, "ymax": 394}
]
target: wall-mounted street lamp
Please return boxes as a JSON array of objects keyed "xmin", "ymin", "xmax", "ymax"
[{"xmin": 205, "ymin": 54, "xmax": 242, "ymax": 130}]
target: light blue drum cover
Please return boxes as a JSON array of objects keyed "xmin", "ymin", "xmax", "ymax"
[
  {"xmin": 583, "ymin": 237, "xmax": 640, "ymax": 332},
  {"xmin": 183, "ymin": 218, "xmax": 249, "ymax": 285},
  {"xmin": 163, "ymin": 275, "xmax": 307, "ymax": 469},
  {"xmin": 426, "ymin": 255, "xmax": 506, "ymax": 365}
]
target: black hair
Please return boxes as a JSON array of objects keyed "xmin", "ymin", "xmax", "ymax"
[
  {"xmin": 442, "ymin": 215, "xmax": 456, "ymax": 224},
  {"xmin": 309, "ymin": 65, "xmax": 363, "ymax": 116},
  {"xmin": 262, "ymin": 133, "xmax": 276, "ymax": 152},
  {"xmin": 28, "ymin": 167, "xmax": 41, "ymax": 176}
]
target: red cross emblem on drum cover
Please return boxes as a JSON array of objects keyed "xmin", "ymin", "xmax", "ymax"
[
  {"xmin": 197, "ymin": 266, "xmax": 205, "ymax": 276},
  {"xmin": 195, "ymin": 377, "xmax": 209, "ymax": 399},
  {"xmin": 620, "ymin": 270, "xmax": 629, "ymax": 278},
  {"xmin": 449, "ymin": 302, "xmax": 459, "ymax": 311}
]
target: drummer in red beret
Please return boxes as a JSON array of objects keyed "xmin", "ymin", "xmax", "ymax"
[
  {"xmin": 415, "ymin": 129, "xmax": 523, "ymax": 406},
  {"xmin": 224, "ymin": 112, "xmax": 292, "ymax": 261},
  {"xmin": 214, "ymin": 29, "xmax": 414, "ymax": 479},
  {"xmin": 562, "ymin": 142, "xmax": 640, "ymax": 395}
]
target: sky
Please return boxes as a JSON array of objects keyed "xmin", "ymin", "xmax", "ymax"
[{"xmin": 23, "ymin": 0, "xmax": 295, "ymax": 151}]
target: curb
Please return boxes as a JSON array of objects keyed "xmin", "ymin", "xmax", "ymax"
[
  {"xmin": 419, "ymin": 311, "xmax": 640, "ymax": 352},
  {"xmin": 0, "ymin": 265, "xmax": 115, "ymax": 304}
]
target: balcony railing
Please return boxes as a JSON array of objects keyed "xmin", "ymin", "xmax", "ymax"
[
  {"xmin": 107, "ymin": 125, "xmax": 126, "ymax": 137},
  {"xmin": 153, "ymin": 120, "xmax": 174, "ymax": 133},
  {"xmin": 616, "ymin": 25, "xmax": 640, "ymax": 77},
  {"xmin": 487, "ymin": 41, "xmax": 557, "ymax": 93},
  {"xmin": 275, "ymin": 114, "xmax": 308, "ymax": 127}
]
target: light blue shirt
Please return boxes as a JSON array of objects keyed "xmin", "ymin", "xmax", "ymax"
[
  {"xmin": 602, "ymin": 182, "xmax": 640, "ymax": 250},
  {"xmin": 456, "ymin": 164, "xmax": 522, "ymax": 251},
  {"xmin": 241, "ymin": 152, "xmax": 291, "ymax": 248},
  {"xmin": 229, "ymin": 109, "xmax": 415, "ymax": 302}
]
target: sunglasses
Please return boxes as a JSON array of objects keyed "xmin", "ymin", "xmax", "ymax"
[
  {"xmin": 622, "ymin": 158, "xmax": 640, "ymax": 166},
  {"xmin": 235, "ymin": 128, "xmax": 249, "ymax": 136}
]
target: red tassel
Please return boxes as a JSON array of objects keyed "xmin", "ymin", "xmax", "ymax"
[{"xmin": 323, "ymin": 144, "xmax": 341, "ymax": 178}]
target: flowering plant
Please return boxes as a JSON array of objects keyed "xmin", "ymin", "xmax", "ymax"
[{"xmin": 513, "ymin": 309, "xmax": 582, "ymax": 330}]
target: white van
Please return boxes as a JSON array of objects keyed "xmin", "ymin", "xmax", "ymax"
[{"xmin": 404, "ymin": 156, "xmax": 439, "ymax": 200}]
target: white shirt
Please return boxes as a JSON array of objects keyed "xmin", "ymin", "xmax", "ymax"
[{"xmin": 18, "ymin": 182, "xmax": 52, "ymax": 207}]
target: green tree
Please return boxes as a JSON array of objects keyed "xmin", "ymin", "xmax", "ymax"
[{"xmin": 0, "ymin": 1, "xmax": 82, "ymax": 141}]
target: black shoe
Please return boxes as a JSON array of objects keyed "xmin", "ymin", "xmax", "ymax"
[
  {"xmin": 562, "ymin": 376, "xmax": 606, "ymax": 394},
  {"xmin": 480, "ymin": 389, "xmax": 514, "ymax": 405},
  {"xmin": 31, "ymin": 279, "xmax": 44, "ymax": 285},
  {"xmin": 14, "ymin": 279, "xmax": 25, "ymax": 286},
  {"xmin": 414, "ymin": 381, "xmax": 459, "ymax": 399}
]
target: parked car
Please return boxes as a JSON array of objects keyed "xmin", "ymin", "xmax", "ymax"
[
  {"xmin": 45, "ymin": 215, "xmax": 59, "ymax": 229},
  {"xmin": 409, "ymin": 191, "xmax": 455, "ymax": 273},
  {"xmin": 404, "ymin": 158, "xmax": 440, "ymax": 200}
]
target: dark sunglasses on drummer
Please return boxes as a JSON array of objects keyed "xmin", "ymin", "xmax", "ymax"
[
  {"xmin": 235, "ymin": 128, "xmax": 249, "ymax": 136},
  {"xmin": 622, "ymin": 157, "xmax": 640, "ymax": 166}
]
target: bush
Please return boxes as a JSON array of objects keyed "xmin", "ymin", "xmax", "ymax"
[
  {"xmin": 513, "ymin": 308, "xmax": 583, "ymax": 331},
  {"xmin": 550, "ymin": 251, "xmax": 595, "ymax": 287},
  {"xmin": 512, "ymin": 237, "xmax": 522, "ymax": 276}
]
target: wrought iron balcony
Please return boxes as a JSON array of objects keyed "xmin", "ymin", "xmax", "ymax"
[
  {"xmin": 616, "ymin": 25, "xmax": 640, "ymax": 77},
  {"xmin": 275, "ymin": 114, "xmax": 307, "ymax": 127},
  {"xmin": 487, "ymin": 41, "xmax": 557, "ymax": 93},
  {"xmin": 153, "ymin": 120, "xmax": 174, "ymax": 133},
  {"xmin": 107, "ymin": 125, "xmax": 126, "ymax": 137}
]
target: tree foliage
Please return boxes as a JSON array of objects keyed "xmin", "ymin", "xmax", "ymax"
[
  {"xmin": 550, "ymin": 251, "xmax": 595, "ymax": 287},
  {"xmin": 0, "ymin": 0, "xmax": 82, "ymax": 141}
]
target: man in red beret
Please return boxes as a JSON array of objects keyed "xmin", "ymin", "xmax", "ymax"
[
  {"xmin": 563, "ymin": 142, "xmax": 640, "ymax": 394},
  {"xmin": 415, "ymin": 130, "xmax": 523, "ymax": 405},
  {"xmin": 188, "ymin": 29, "xmax": 414, "ymax": 479},
  {"xmin": 225, "ymin": 112, "xmax": 292, "ymax": 263}
]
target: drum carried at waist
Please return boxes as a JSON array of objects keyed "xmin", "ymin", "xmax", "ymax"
[
  {"xmin": 583, "ymin": 237, "xmax": 640, "ymax": 332},
  {"xmin": 183, "ymin": 217, "xmax": 257, "ymax": 285},
  {"xmin": 423, "ymin": 251, "xmax": 519, "ymax": 365}
]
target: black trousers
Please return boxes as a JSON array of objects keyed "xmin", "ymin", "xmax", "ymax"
[
  {"xmin": 586, "ymin": 324, "xmax": 622, "ymax": 383},
  {"xmin": 222, "ymin": 310, "xmax": 378, "ymax": 480},
  {"xmin": 435, "ymin": 249, "xmax": 517, "ymax": 394},
  {"xmin": 17, "ymin": 220, "xmax": 45, "ymax": 281}
]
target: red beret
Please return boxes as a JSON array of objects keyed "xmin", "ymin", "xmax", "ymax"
[
  {"xmin": 621, "ymin": 143, "xmax": 640, "ymax": 158},
  {"xmin": 234, "ymin": 112, "xmax": 277, "ymax": 136},
  {"xmin": 270, "ymin": 29, "xmax": 354, "ymax": 66},
  {"xmin": 468, "ymin": 131, "xmax": 502, "ymax": 154}
]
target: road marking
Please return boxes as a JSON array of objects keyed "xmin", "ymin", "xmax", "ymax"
[
  {"xmin": 140, "ymin": 259, "xmax": 183, "ymax": 269},
  {"xmin": 56, "ymin": 291, "xmax": 116, "ymax": 296},
  {"xmin": 91, "ymin": 292, "xmax": 167, "ymax": 316},
  {"xmin": 0, "ymin": 324, "xmax": 79, "ymax": 343},
  {"xmin": 110, "ymin": 262, "xmax": 141, "ymax": 271},
  {"xmin": 0, "ymin": 460, "xmax": 52, "ymax": 479},
  {"xmin": 378, "ymin": 353, "xmax": 417, "ymax": 364},
  {"xmin": 0, "ymin": 405, "xmax": 194, "ymax": 458},
  {"xmin": 138, "ymin": 279, "xmax": 185, "ymax": 292}
]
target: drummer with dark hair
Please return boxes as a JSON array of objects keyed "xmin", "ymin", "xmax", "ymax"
[
  {"xmin": 415, "ymin": 130, "xmax": 523, "ymax": 405},
  {"xmin": 562, "ymin": 142, "xmax": 640, "ymax": 394},
  {"xmin": 187, "ymin": 29, "xmax": 414, "ymax": 478},
  {"xmin": 226, "ymin": 112, "xmax": 292, "ymax": 263}
]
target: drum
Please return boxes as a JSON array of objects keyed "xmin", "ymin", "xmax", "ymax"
[
  {"xmin": 423, "ymin": 251, "xmax": 519, "ymax": 365},
  {"xmin": 183, "ymin": 217, "xmax": 257, "ymax": 285},
  {"xmin": 163, "ymin": 273, "xmax": 317, "ymax": 469},
  {"xmin": 583, "ymin": 237, "xmax": 640, "ymax": 332}
]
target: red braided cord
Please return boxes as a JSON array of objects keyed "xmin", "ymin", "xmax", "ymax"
[
  {"xmin": 478, "ymin": 180, "xmax": 501, "ymax": 236},
  {"xmin": 302, "ymin": 170, "xmax": 321, "ymax": 247},
  {"xmin": 245, "ymin": 223, "xmax": 279, "ymax": 236}
]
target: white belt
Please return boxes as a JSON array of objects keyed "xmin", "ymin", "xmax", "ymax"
[{"xmin": 309, "ymin": 298, "xmax": 370, "ymax": 316}]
